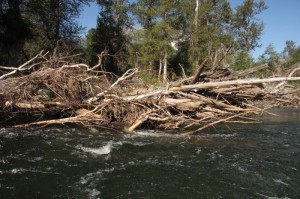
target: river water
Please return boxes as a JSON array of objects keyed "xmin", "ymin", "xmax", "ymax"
[{"xmin": 0, "ymin": 110, "xmax": 299, "ymax": 199}]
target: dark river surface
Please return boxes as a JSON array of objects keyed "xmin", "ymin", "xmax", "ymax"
[{"xmin": 0, "ymin": 110, "xmax": 300, "ymax": 199}]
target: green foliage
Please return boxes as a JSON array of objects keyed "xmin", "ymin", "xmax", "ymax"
[
  {"xmin": 232, "ymin": 0, "xmax": 267, "ymax": 52},
  {"xmin": 232, "ymin": 51, "xmax": 254, "ymax": 71},
  {"xmin": 0, "ymin": 0, "xmax": 270, "ymax": 79},
  {"xmin": 84, "ymin": 28, "xmax": 99, "ymax": 66},
  {"xmin": 282, "ymin": 40, "xmax": 300, "ymax": 69},
  {"xmin": 25, "ymin": 0, "xmax": 92, "ymax": 53},
  {"xmin": 259, "ymin": 44, "xmax": 280, "ymax": 65},
  {"xmin": 188, "ymin": 0, "xmax": 234, "ymax": 70},
  {"xmin": 0, "ymin": 0, "xmax": 91, "ymax": 66},
  {"xmin": 139, "ymin": 71, "xmax": 162, "ymax": 87},
  {"xmin": 84, "ymin": 0, "xmax": 132, "ymax": 74},
  {"xmin": 131, "ymin": 0, "xmax": 181, "ymax": 84}
]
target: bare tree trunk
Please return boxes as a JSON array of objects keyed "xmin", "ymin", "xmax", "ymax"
[
  {"xmin": 192, "ymin": 0, "xmax": 200, "ymax": 70},
  {"xmin": 158, "ymin": 59, "xmax": 162, "ymax": 79},
  {"xmin": 163, "ymin": 52, "xmax": 168, "ymax": 85},
  {"xmin": 194, "ymin": 0, "xmax": 200, "ymax": 26}
]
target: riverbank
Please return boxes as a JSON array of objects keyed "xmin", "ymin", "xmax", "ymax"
[{"xmin": 1, "ymin": 53, "xmax": 300, "ymax": 134}]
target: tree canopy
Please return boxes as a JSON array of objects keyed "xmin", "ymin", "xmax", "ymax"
[
  {"xmin": 2, "ymin": 0, "xmax": 298, "ymax": 82},
  {"xmin": 0, "ymin": 0, "xmax": 91, "ymax": 66}
]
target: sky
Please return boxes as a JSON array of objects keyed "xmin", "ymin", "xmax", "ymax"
[{"xmin": 78, "ymin": 0, "xmax": 300, "ymax": 59}]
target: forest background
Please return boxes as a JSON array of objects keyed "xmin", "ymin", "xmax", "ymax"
[{"xmin": 1, "ymin": 0, "xmax": 300, "ymax": 85}]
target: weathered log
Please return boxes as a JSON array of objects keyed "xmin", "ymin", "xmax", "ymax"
[
  {"xmin": 235, "ymin": 63, "xmax": 269, "ymax": 78},
  {"xmin": 191, "ymin": 59, "xmax": 208, "ymax": 84},
  {"xmin": 164, "ymin": 98, "xmax": 204, "ymax": 110},
  {"xmin": 170, "ymin": 77, "xmax": 300, "ymax": 92},
  {"xmin": 75, "ymin": 109, "xmax": 103, "ymax": 120},
  {"xmin": 5, "ymin": 101, "xmax": 45, "ymax": 109},
  {"xmin": 124, "ymin": 113, "xmax": 150, "ymax": 133},
  {"xmin": 272, "ymin": 62, "xmax": 300, "ymax": 93}
]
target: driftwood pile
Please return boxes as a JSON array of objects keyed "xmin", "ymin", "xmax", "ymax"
[{"xmin": 1, "ymin": 52, "xmax": 300, "ymax": 134}]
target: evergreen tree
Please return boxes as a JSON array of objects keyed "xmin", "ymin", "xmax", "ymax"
[
  {"xmin": 282, "ymin": 40, "xmax": 300, "ymax": 68},
  {"xmin": 134, "ymin": 0, "xmax": 180, "ymax": 84},
  {"xmin": 0, "ymin": 0, "xmax": 91, "ymax": 65},
  {"xmin": 0, "ymin": 0, "xmax": 30, "ymax": 66},
  {"xmin": 232, "ymin": 50, "xmax": 253, "ymax": 71},
  {"xmin": 259, "ymin": 44, "xmax": 280, "ymax": 64},
  {"xmin": 283, "ymin": 40, "xmax": 297, "ymax": 59},
  {"xmin": 85, "ymin": 0, "xmax": 131, "ymax": 74},
  {"xmin": 187, "ymin": 0, "xmax": 233, "ymax": 71},
  {"xmin": 25, "ymin": 0, "xmax": 92, "ymax": 54}
]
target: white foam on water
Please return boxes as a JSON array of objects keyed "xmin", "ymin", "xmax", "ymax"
[
  {"xmin": 122, "ymin": 141, "xmax": 151, "ymax": 147},
  {"xmin": 3, "ymin": 168, "xmax": 61, "ymax": 175},
  {"xmin": 130, "ymin": 130, "xmax": 163, "ymax": 137},
  {"xmin": 79, "ymin": 141, "xmax": 122, "ymax": 155},
  {"xmin": 257, "ymin": 193, "xmax": 291, "ymax": 199},
  {"xmin": 291, "ymin": 167, "xmax": 298, "ymax": 171},
  {"xmin": 202, "ymin": 133, "xmax": 237, "ymax": 139},
  {"xmin": 87, "ymin": 188, "xmax": 101, "ymax": 199},
  {"xmin": 11, "ymin": 168, "xmax": 24, "ymax": 174},
  {"xmin": 131, "ymin": 130, "xmax": 184, "ymax": 138},
  {"xmin": 3, "ymin": 132, "xmax": 19, "ymax": 139},
  {"xmin": 272, "ymin": 179, "xmax": 289, "ymax": 186},
  {"xmin": 77, "ymin": 168, "xmax": 115, "ymax": 199},
  {"xmin": 268, "ymin": 197, "xmax": 291, "ymax": 199},
  {"xmin": 0, "ymin": 128, "xmax": 8, "ymax": 135},
  {"xmin": 195, "ymin": 148, "xmax": 202, "ymax": 154},
  {"xmin": 81, "ymin": 144, "xmax": 112, "ymax": 155},
  {"xmin": 88, "ymin": 127, "xmax": 100, "ymax": 134}
]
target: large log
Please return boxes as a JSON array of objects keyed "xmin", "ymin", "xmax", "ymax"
[
  {"xmin": 164, "ymin": 98, "xmax": 204, "ymax": 110},
  {"xmin": 169, "ymin": 77, "xmax": 300, "ymax": 92}
]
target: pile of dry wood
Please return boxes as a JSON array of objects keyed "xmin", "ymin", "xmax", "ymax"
[{"xmin": 1, "ymin": 52, "xmax": 300, "ymax": 134}]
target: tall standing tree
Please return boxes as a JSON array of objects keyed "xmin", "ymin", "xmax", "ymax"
[
  {"xmin": 134, "ymin": 0, "xmax": 180, "ymax": 84},
  {"xmin": 25, "ymin": 0, "xmax": 92, "ymax": 53},
  {"xmin": 0, "ymin": 0, "xmax": 91, "ymax": 65},
  {"xmin": 283, "ymin": 40, "xmax": 297, "ymax": 59},
  {"xmin": 85, "ymin": 0, "xmax": 132, "ymax": 74},
  {"xmin": 282, "ymin": 40, "xmax": 300, "ymax": 68},
  {"xmin": 187, "ymin": 0, "xmax": 233, "ymax": 71},
  {"xmin": 0, "ymin": 0, "xmax": 30, "ymax": 66},
  {"xmin": 232, "ymin": 0, "xmax": 267, "ymax": 53}
]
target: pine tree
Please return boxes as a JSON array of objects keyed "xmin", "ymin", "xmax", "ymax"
[
  {"xmin": 25, "ymin": 0, "xmax": 92, "ymax": 53},
  {"xmin": 134, "ymin": 0, "xmax": 180, "ymax": 84},
  {"xmin": 0, "ymin": 0, "xmax": 30, "ymax": 66},
  {"xmin": 85, "ymin": 0, "xmax": 132, "ymax": 74},
  {"xmin": 180, "ymin": 0, "xmax": 233, "ymax": 70},
  {"xmin": 0, "ymin": 0, "xmax": 92, "ymax": 65}
]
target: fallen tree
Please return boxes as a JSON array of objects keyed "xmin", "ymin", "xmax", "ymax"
[{"xmin": 1, "ymin": 53, "xmax": 300, "ymax": 135}]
